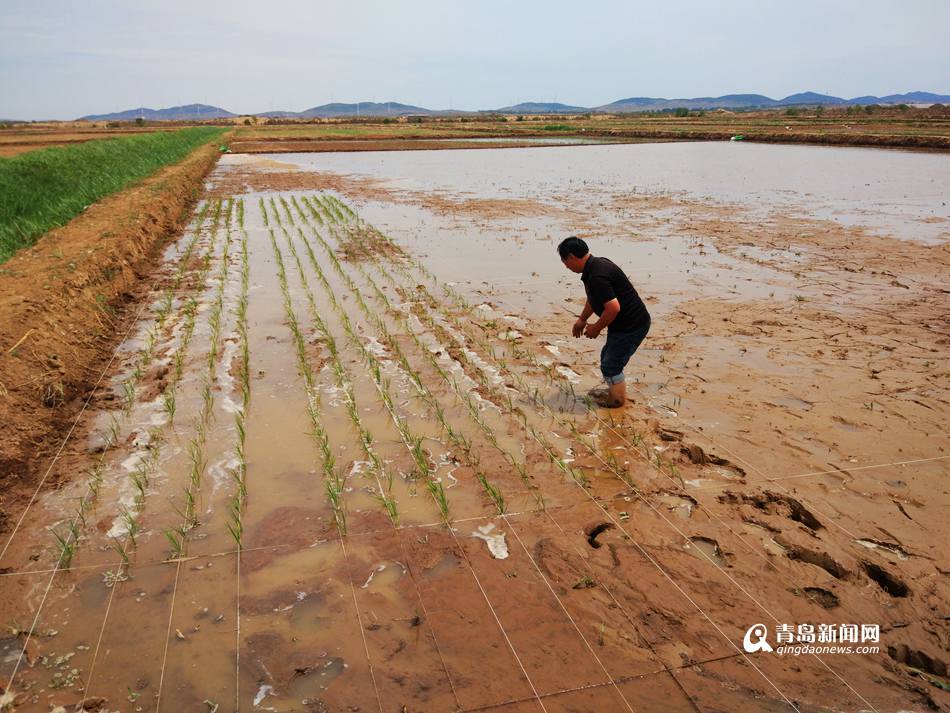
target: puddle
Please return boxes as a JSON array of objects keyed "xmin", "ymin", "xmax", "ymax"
[
  {"xmin": 656, "ymin": 492, "xmax": 696, "ymax": 519},
  {"xmin": 683, "ymin": 536, "xmax": 726, "ymax": 567}
]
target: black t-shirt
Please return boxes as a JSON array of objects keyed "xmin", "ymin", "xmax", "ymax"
[{"xmin": 581, "ymin": 256, "xmax": 650, "ymax": 332}]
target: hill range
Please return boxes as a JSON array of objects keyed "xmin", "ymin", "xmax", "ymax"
[{"xmin": 77, "ymin": 91, "xmax": 950, "ymax": 121}]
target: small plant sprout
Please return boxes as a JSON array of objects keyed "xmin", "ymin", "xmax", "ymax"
[
  {"xmin": 164, "ymin": 529, "xmax": 185, "ymax": 559},
  {"xmin": 106, "ymin": 414, "xmax": 121, "ymax": 448},
  {"xmin": 121, "ymin": 379, "xmax": 135, "ymax": 411},
  {"xmin": 52, "ymin": 527, "xmax": 76, "ymax": 568},
  {"xmin": 162, "ymin": 387, "xmax": 176, "ymax": 421},
  {"xmin": 111, "ymin": 537, "xmax": 130, "ymax": 567}
]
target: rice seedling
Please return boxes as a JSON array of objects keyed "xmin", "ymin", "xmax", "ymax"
[
  {"xmin": 51, "ymin": 527, "xmax": 77, "ymax": 568},
  {"xmin": 121, "ymin": 379, "xmax": 135, "ymax": 411},
  {"xmin": 106, "ymin": 414, "xmax": 121, "ymax": 448},
  {"xmin": 425, "ymin": 479, "xmax": 451, "ymax": 522},
  {"xmin": 111, "ymin": 537, "xmax": 130, "ymax": 567},
  {"xmin": 188, "ymin": 439, "xmax": 206, "ymax": 488},
  {"xmin": 225, "ymin": 499, "xmax": 243, "ymax": 546},
  {"xmin": 120, "ymin": 507, "xmax": 139, "ymax": 546},
  {"xmin": 162, "ymin": 388, "xmax": 176, "ymax": 421},
  {"xmin": 164, "ymin": 529, "xmax": 185, "ymax": 559},
  {"xmin": 129, "ymin": 466, "xmax": 148, "ymax": 507}
]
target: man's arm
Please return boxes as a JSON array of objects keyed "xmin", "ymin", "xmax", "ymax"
[
  {"xmin": 584, "ymin": 298, "xmax": 620, "ymax": 338},
  {"xmin": 573, "ymin": 300, "xmax": 594, "ymax": 337}
]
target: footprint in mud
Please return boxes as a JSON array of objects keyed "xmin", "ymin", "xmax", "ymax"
[
  {"xmin": 887, "ymin": 644, "xmax": 946, "ymax": 678},
  {"xmin": 655, "ymin": 491, "xmax": 698, "ymax": 519},
  {"xmin": 683, "ymin": 536, "xmax": 727, "ymax": 568},
  {"xmin": 585, "ymin": 522, "xmax": 614, "ymax": 549},
  {"xmin": 862, "ymin": 561, "xmax": 910, "ymax": 598},
  {"xmin": 679, "ymin": 442, "xmax": 746, "ymax": 479},
  {"xmin": 793, "ymin": 586, "xmax": 840, "ymax": 609},
  {"xmin": 653, "ymin": 426, "xmax": 746, "ymax": 478},
  {"xmin": 775, "ymin": 537, "xmax": 848, "ymax": 580},
  {"xmin": 721, "ymin": 491, "xmax": 822, "ymax": 531}
]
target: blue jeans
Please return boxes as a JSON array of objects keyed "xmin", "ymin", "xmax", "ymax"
[{"xmin": 600, "ymin": 320, "xmax": 650, "ymax": 385}]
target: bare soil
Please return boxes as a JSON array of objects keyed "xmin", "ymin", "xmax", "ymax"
[{"xmin": 0, "ymin": 142, "xmax": 221, "ymax": 530}]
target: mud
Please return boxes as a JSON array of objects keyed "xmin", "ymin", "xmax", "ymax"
[
  {"xmin": 0, "ymin": 141, "xmax": 222, "ymax": 532},
  {"xmin": 0, "ymin": 141, "xmax": 947, "ymax": 711}
]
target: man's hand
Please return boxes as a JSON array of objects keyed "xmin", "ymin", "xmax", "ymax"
[
  {"xmin": 584, "ymin": 323, "xmax": 602, "ymax": 339},
  {"xmin": 572, "ymin": 318, "xmax": 587, "ymax": 338}
]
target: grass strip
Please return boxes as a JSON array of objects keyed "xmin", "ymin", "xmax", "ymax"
[{"xmin": 0, "ymin": 127, "xmax": 226, "ymax": 263}]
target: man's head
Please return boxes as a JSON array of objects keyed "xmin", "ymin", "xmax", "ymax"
[{"xmin": 558, "ymin": 236, "xmax": 589, "ymax": 273}]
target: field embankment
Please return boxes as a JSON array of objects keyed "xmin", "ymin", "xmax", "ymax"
[
  {"xmin": 0, "ymin": 127, "xmax": 226, "ymax": 262},
  {"xmin": 0, "ymin": 134, "xmax": 225, "ymax": 528},
  {"xmin": 227, "ymin": 109, "xmax": 950, "ymax": 153}
]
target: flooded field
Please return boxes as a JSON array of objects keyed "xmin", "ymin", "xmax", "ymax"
[{"xmin": 0, "ymin": 142, "xmax": 947, "ymax": 712}]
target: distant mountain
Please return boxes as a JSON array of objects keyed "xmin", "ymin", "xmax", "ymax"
[
  {"xmin": 300, "ymin": 102, "xmax": 430, "ymax": 118},
  {"xmin": 599, "ymin": 94, "xmax": 777, "ymax": 112},
  {"xmin": 80, "ymin": 103, "xmax": 236, "ymax": 121},
  {"xmin": 72, "ymin": 91, "xmax": 950, "ymax": 122},
  {"xmin": 779, "ymin": 92, "xmax": 845, "ymax": 105},
  {"xmin": 874, "ymin": 91, "xmax": 949, "ymax": 104},
  {"xmin": 846, "ymin": 96, "xmax": 882, "ymax": 105},
  {"xmin": 493, "ymin": 102, "xmax": 588, "ymax": 114},
  {"xmin": 598, "ymin": 91, "xmax": 950, "ymax": 112}
]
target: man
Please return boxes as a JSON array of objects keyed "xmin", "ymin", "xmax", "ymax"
[{"xmin": 558, "ymin": 236, "xmax": 651, "ymax": 408}]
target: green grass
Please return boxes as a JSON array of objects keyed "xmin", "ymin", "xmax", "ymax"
[{"xmin": 0, "ymin": 127, "xmax": 225, "ymax": 263}]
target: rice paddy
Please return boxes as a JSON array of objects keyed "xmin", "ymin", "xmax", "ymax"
[{"xmin": 0, "ymin": 141, "xmax": 947, "ymax": 712}]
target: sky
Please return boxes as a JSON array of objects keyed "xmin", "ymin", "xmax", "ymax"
[{"xmin": 1, "ymin": 0, "xmax": 949, "ymax": 120}]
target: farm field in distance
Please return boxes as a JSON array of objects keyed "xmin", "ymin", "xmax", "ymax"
[
  {"xmin": 3, "ymin": 102, "xmax": 950, "ymax": 158},
  {"xmin": 0, "ymin": 134, "xmax": 948, "ymax": 712}
]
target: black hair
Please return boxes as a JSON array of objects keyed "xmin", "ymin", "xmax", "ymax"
[{"xmin": 557, "ymin": 236, "xmax": 588, "ymax": 260}]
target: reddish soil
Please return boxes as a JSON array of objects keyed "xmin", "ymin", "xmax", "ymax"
[{"xmin": 0, "ymin": 143, "xmax": 221, "ymax": 531}]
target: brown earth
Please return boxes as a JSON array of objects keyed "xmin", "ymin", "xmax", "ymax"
[
  {"xmin": 0, "ymin": 142, "xmax": 222, "ymax": 531},
  {"xmin": 0, "ymin": 127, "xmax": 169, "ymax": 157}
]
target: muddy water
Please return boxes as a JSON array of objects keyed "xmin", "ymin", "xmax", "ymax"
[
  {"xmin": 276, "ymin": 142, "xmax": 950, "ymax": 242},
  {"xmin": 1, "ymin": 142, "xmax": 947, "ymax": 712}
]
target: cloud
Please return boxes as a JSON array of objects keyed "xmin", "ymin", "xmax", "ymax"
[{"xmin": 1, "ymin": 0, "xmax": 948, "ymax": 119}]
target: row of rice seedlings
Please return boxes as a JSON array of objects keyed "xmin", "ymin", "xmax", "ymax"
[
  {"xmin": 263, "ymin": 203, "xmax": 349, "ymax": 534},
  {"xmin": 274, "ymin": 199, "xmax": 453, "ymax": 522},
  {"xmin": 163, "ymin": 199, "xmax": 232, "ymax": 559},
  {"xmin": 287, "ymin": 196, "xmax": 510, "ymax": 515},
  {"xmin": 120, "ymin": 202, "xmax": 226, "ymax": 417},
  {"xmin": 227, "ymin": 199, "xmax": 252, "ymax": 546},
  {"xmin": 268, "ymin": 199, "xmax": 413, "ymax": 525},
  {"xmin": 305, "ymin": 198, "xmax": 595, "ymax": 492},
  {"xmin": 154, "ymin": 200, "xmax": 212, "ymax": 328},
  {"xmin": 48, "ymin": 203, "xmax": 224, "ymax": 567},
  {"xmin": 163, "ymin": 201, "xmax": 226, "ymax": 425},
  {"xmin": 310, "ymin": 197, "xmax": 644, "ymax": 499},
  {"xmin": 299, "ymin": 197, "xmax": 542, "ymax": 495},
  {"xmin": 267, "ymin": 201, "xmax": 397, "ymax": 524},
  {"xmin": 330, "ymin": 205, "xmax": 667, "ymax": 496}
]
